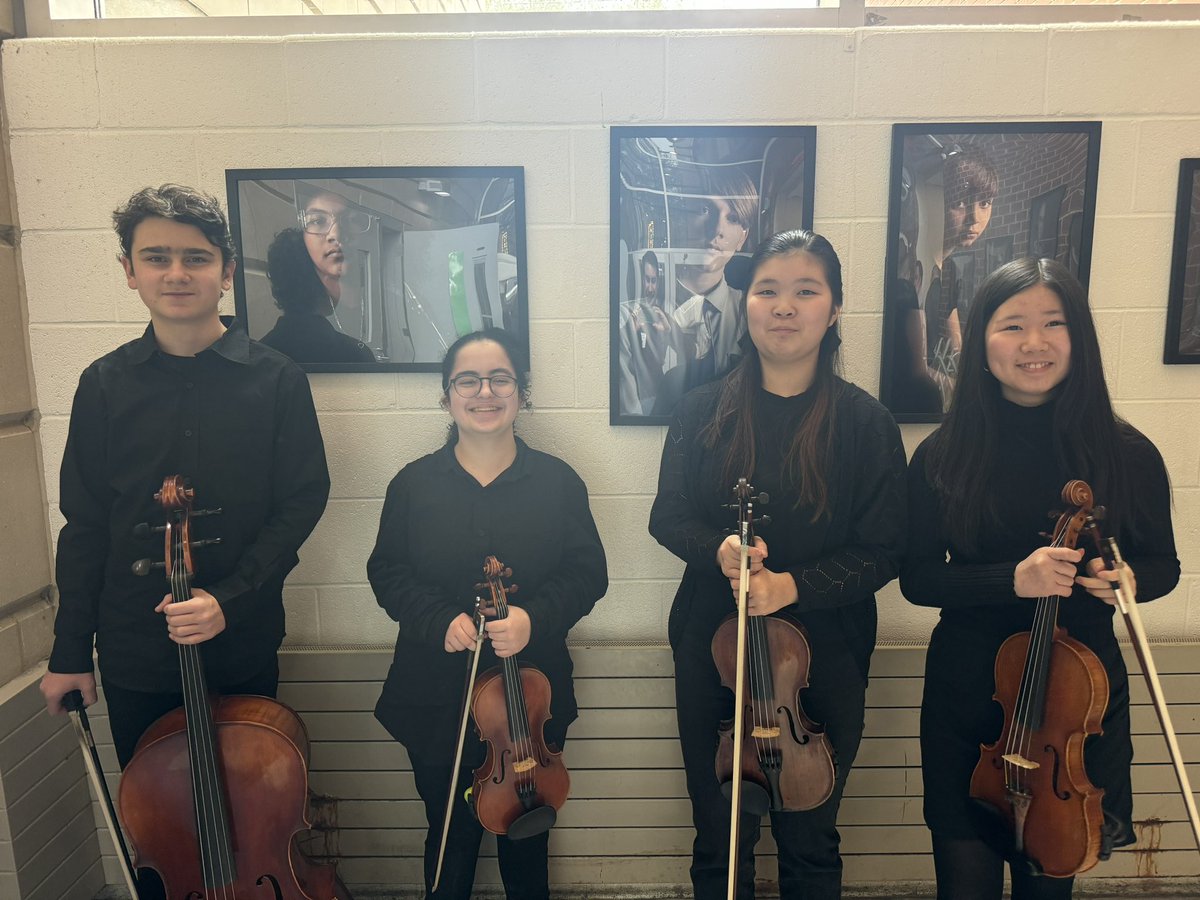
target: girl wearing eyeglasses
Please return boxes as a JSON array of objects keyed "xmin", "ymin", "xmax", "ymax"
[{"xmin": 367, "ymin": 328, "xmax": 608, "ymax": 900}]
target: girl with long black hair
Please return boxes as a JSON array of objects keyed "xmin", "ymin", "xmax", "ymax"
[
  {"xmin": 902, "ymin": 258, "xmax": 1180, "ymax": 899},
  {"xmin": 650, "ymin": 230, "xmax": 907, "ymax": 899}
]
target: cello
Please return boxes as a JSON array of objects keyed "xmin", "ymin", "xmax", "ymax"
[
  {"xmin": 970, "ymin": 480, "xmax": 1108, "ymax": 878},
  {"xmin": 119, "ymin": 475, "xmax": 349, "ymax": 899},
  {"xmin": 711, "ymin": 478, "xmax": 836, "ymax": 900}
]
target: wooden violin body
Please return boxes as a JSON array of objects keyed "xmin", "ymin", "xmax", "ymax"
[
  {"xmin": 969, "ymin": 479, "xmax": 1108, "ymax": 878},
  {"xmin": 468, "ymin": 556, "xmax": 569, "ymax": 839},
  {"xmin": 120, "ymin": 695, "xmax": 342, "ymax": 899},
  {"xmin": 712, "ymin": 611, "xmax": 835, "ymax": 814},
  {"xmin": 970, "ymin": 627, "xmax": 1108, "ymax": 877}
]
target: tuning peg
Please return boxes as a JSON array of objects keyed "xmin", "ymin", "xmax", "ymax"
[
  {"xmin": 191, "ymin": 538, "xmax": 223, "ymax": 549},
  {"xmin": 1091, "ymin": 506, "xmax": 1107, "ymax": 521},
  {"xmin": 508, "ymin": 584, "xmax": 519, "ymax": 594},
  {"xmin": 131, "ymin": 558, "xmax": 165, "ymax": 577},
  {"xmin": 1046, "ymin": 509, "xmax": 1062, "ymax": 520},
  {"xmin": 756, "ymin": 492, "xmax": 770, "ymax": 505},
  {"xmin": 757, "ymin": 515, "xmax": 772, "ymax": 527},
  {"xmin": 132, "ymin": 522, "xmax": 167, "ymax": 539},
  {"xmin": 1038, "ymin": 531, "xmax": 1054, "ymax": 541},
  {"xmin": 192, "ymin": 507, "xmax": 223, "ymax": 518}
]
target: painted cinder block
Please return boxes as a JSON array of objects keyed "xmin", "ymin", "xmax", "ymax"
[
  {"xmin": 20, "ymin": 231, "xmax": 120, "ymax": 325},
  {"xmin": 321, "ymin": 409, "xmax": 445, "ymax": 500},
  {"xmin": 0, "ymin": 40, "xmax": 99, "ymax": 130},
  {"xmin": 527, "ymin": 319, "xmax": 579, "ymax": 410},
  {"xmin": 282, "ymin": 37, "xmax": 477, "ymax": 128},
  {"xmin": 28, "ymin": 324, "xmax": 146, "ymax": 417},
  {"xmin": 1132, "ymin": 119, "xmax": 1200, "ymax": 215},
  {"xmin": 0, "ymin": 244, "xmax": 33, "ymax": 418},
  {"xmin": 475, "ymin": 33, "xmax": 665, "ymax": 126},
  {"xmin": 666, "ymin": 32, "xmax": 854, "ymax": 123},
  {"xmin": 0, "ymin": 429, "xmax": 48, "ymax": 611},
  {"xmin": 1086, "ymin": 213, "xmax": 1175, "ymax": 310},
  {"xmin": 97, "ymin": 39, "xmax": 288, "ymax": 129},
  {"xmin": 569, "ymin": 129, "xmax": 609, "ymax": 227},
  {"xmin": 856, "ymin": 28, "xmax": 1048, "ymax": 120},
  {"xmin": 1047, "ymin": 23, "xmax": 1200, "ymax": 117},
  {"xmin": 311, "ymin": 584, "xmax": 395, "ymax": 646},
  {"xmin": 196, "ymin": 129, "xmax": 386, "ymax": 196},
  {"xmin": 525, "ymin": 224, "xmax": 607, "ymax": 321}
]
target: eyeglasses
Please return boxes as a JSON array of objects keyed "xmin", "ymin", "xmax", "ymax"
[
  {"xmin": 298, "ymin": 208, "xmax": 374, "ymax": 237},
  {"xmin": 448, "ymin": 374, "xmax": 518, "ymax": 398}
]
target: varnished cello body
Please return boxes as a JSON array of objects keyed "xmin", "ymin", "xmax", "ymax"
[
  {"xmin": 118, "ymin": 475, "xmax": 348, "ymax": 899},
  {"xmin": 120, "ymin": 695, "xmax": 343, "ymax": 899},
  {"xmin": 969, "ymin": 480, "xmax": 1109, "ymax": 878}
]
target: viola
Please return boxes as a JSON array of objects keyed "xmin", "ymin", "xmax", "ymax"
[
  {"xmin": 119, "ymin": 475, "xmax": 349, "ymax": 899},
  {"xmin": 469, "ymin": 556, "xmax": 569, "ymax": 839},
  {"xmin": 711, "ymin": 478, "xmax": 836, "ymax": 900},
  {"xmin": 970, "ymin": 479, "xmax": 1108, "ymax": 878}
]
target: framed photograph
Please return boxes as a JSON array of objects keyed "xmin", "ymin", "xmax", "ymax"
[
  {"xmin": 880, "ymin": 122, "xmax": 1101, "ymax": 422},
  {"xmin": 609, "ymin": 126, "xmax": 816, "ymax": 425},
  {"xmin": 226, "ymin": 166, "xmax": 528, "ymax": 373},
  {"xmin": 1165, "ymin": 159, "xmax": 1200, "ymax": 364}
]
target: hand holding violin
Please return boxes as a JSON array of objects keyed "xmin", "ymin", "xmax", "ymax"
[
  {"xmin": 717, "ymin": 532, "xmax": 766, "ymax": 579},
  {"xmin": 445, "ymin": 612, "xmax": 480, "ymax": 652},
  {"xmin": 154, "ymin": 587, "xmax": 226, "ymax": 644},
  {"xmin": 486, "ymin": 604, "xmax": 531, "ymax": 658},
  {"xmin": 739, "ymin": 567, "xmax": 800, "ymax": 617},
  {"xmin": 1076, "ymin": 556, "xmax": 1137, "ymax": 607},
  {"xmin": 1014, "ymin": 545, "xmax": 1084, "ymax": 598}
]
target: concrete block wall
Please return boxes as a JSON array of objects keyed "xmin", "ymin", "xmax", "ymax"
[{"xmin": 4, "ymin": 21, "xmax": 1200, "ymax": 652}]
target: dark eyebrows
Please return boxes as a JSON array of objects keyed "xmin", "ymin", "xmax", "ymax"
[{"xmin": 136, "ymin": 245, "xmax": 216, "ymax": 257}]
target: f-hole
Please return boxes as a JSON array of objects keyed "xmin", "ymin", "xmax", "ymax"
[
  {"xmin": 777, "ymin": 706, "xmax": 811, "ymax": 745},
  {"xmin": 1043, "ymin": 744, "xmax": 1071, "ymax": 800},
  {"xmin": 256, "ymin": 872, "xmax": 284, "ymax": 899}
]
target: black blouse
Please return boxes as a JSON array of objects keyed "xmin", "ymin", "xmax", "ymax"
[
  {"xmin": 368, "ymin": 439, "xmax": 608, "ymax": 761},
  {"xmin": 648, "ymin": 378, "xmax": 908, "ymax": 671}
]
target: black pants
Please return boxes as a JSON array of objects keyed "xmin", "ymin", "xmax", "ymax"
[
  {"xmin": 408, "ymin": 719, "xmax": 568, "ymax": 900},
  {"xmin": 104, "ymin": 659, "xmax": 280, "ymax": 900},
  {"xmin": 674, "ymin": 631, "xmax": 866, "ymax": 900},
  {"xmin": 931, "ymin": 834, "xmax": 1076, "ymax": 900}
]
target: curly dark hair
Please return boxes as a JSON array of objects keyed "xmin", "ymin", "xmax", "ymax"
[
  {"xmin": 266, "ymin": 228, "xmax": 329, "ymax": 314},
  {"xmin": 112, "ymin": 184, "xmax": 236, "ymax": 266}
]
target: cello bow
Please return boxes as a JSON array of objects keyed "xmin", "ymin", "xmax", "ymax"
[
  {"xmin": 432, "ymin": 598, "xmax": 488, "ymax": 893},
  {"xmin": 63, "ymin": 689, "xmax": 141, "ymax": 899},
  {"xmin": 1087, "ymin": 526, "xmax": 1200, "ymax": 853}
]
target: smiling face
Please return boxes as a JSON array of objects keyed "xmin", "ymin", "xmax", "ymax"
[
  {"xmin": 984, "ymin": 283, "xmax": 1072, "ymax": 407},
  {"xmin": 120, "ymin": 216, "xmax": 234, "ymax": 329},
  {"xmin": 641, "ymin": 260, "xmax": 659, "ymax": 303},
  {"xmin": 444, "ymin": 339, "xmax": 521, "ymax": 441},
  {"xmin": 746, "ymin": 250, "xmax": 840, "ymax": 384}
]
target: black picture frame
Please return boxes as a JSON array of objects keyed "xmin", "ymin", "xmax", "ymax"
[
  {"xmin": 225, "ymin": 166, "xmax": 529, "ymax": 373},
  {"xmin": 880, "ymin": 122, "xmax": 1101, "ymax": 422},
  {"xmin": 1164, "ymin": 159, "xmax": 1200, "ymax": 364},
  {"xmin": 609, "ymin": 125, "xmax": 817, "ymax": 425}
]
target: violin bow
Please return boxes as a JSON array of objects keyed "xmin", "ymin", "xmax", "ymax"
[
  {"xmin": 62, "ymin": 690, "xmax": 141, "ymax": 899},
  {"xmin": 1095, "ymin": 533, "xmax": 1200, "ymax": 852},
  {"xmin": 726, "ymin": 478, "xmax": 753, "ymax": 900},
  {"xmin": 432, "ymin": 598, "xmax": 489, "ymax": 893}
]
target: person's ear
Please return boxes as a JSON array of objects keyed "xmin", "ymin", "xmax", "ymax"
[{"xmin": 119, "ymin": 255, "xmax": 137, "ymax": 289}]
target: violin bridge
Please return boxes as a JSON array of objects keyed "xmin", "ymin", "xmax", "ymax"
[
  {"xmin": 751, "ymin": 726, "xmax": 781, "ymax": 739},
  {"xmin": 512, "ymin": 757, "xmax": 537, "ymax": 774},
  {"xmin": 1001, "ymin": 753, "xmax": 1039, "ymax": 771}
]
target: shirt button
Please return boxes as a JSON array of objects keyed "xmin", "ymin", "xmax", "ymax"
[
  {"xmin": 184, "ymin": 430, "xmax": 193, "ymax": 437},
  {"xmin": 185, "ymin": 382, "xmax": 194, "ymax": 389}
]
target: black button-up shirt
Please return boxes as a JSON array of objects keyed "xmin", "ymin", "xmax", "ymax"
[
  {"xmin": 368, "ymin": 439, "xmax": 608, "ymax": 762},
  {"xmin": 50, "ymin": 322, "xmax": 330, "ymax": 692}
]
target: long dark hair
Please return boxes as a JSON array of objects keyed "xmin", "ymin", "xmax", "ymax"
[
  {"xmin": 926, "ymin": 257, "xmax": 1131, "ymax": 552},
  {"xmin": 700, "ymin": 230, "xmax": 844, "ymax": 520},
  {"xmin": 440, "ymin": 328, "xmax": 531, "ymax": 446}
]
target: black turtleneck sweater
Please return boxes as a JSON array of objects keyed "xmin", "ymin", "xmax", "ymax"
[{"xmin": 902, "ymin": 398, "xmax": 1180, "ymax": 841}]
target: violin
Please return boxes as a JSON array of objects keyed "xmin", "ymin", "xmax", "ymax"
[
  {"xmin": 119, "ymin": 475, "xmax": 349, "ymax": 899},
  {"xmin": 970, "ymin": 479, "xmax": 1108, "ymax": 878},
  {"xmin": 468, "ymin": 556, "xmax": 569, "ymax": 839},
  {"xmin": 711, "ymin": 478, "xmax": 836, "ymax": 899}
]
